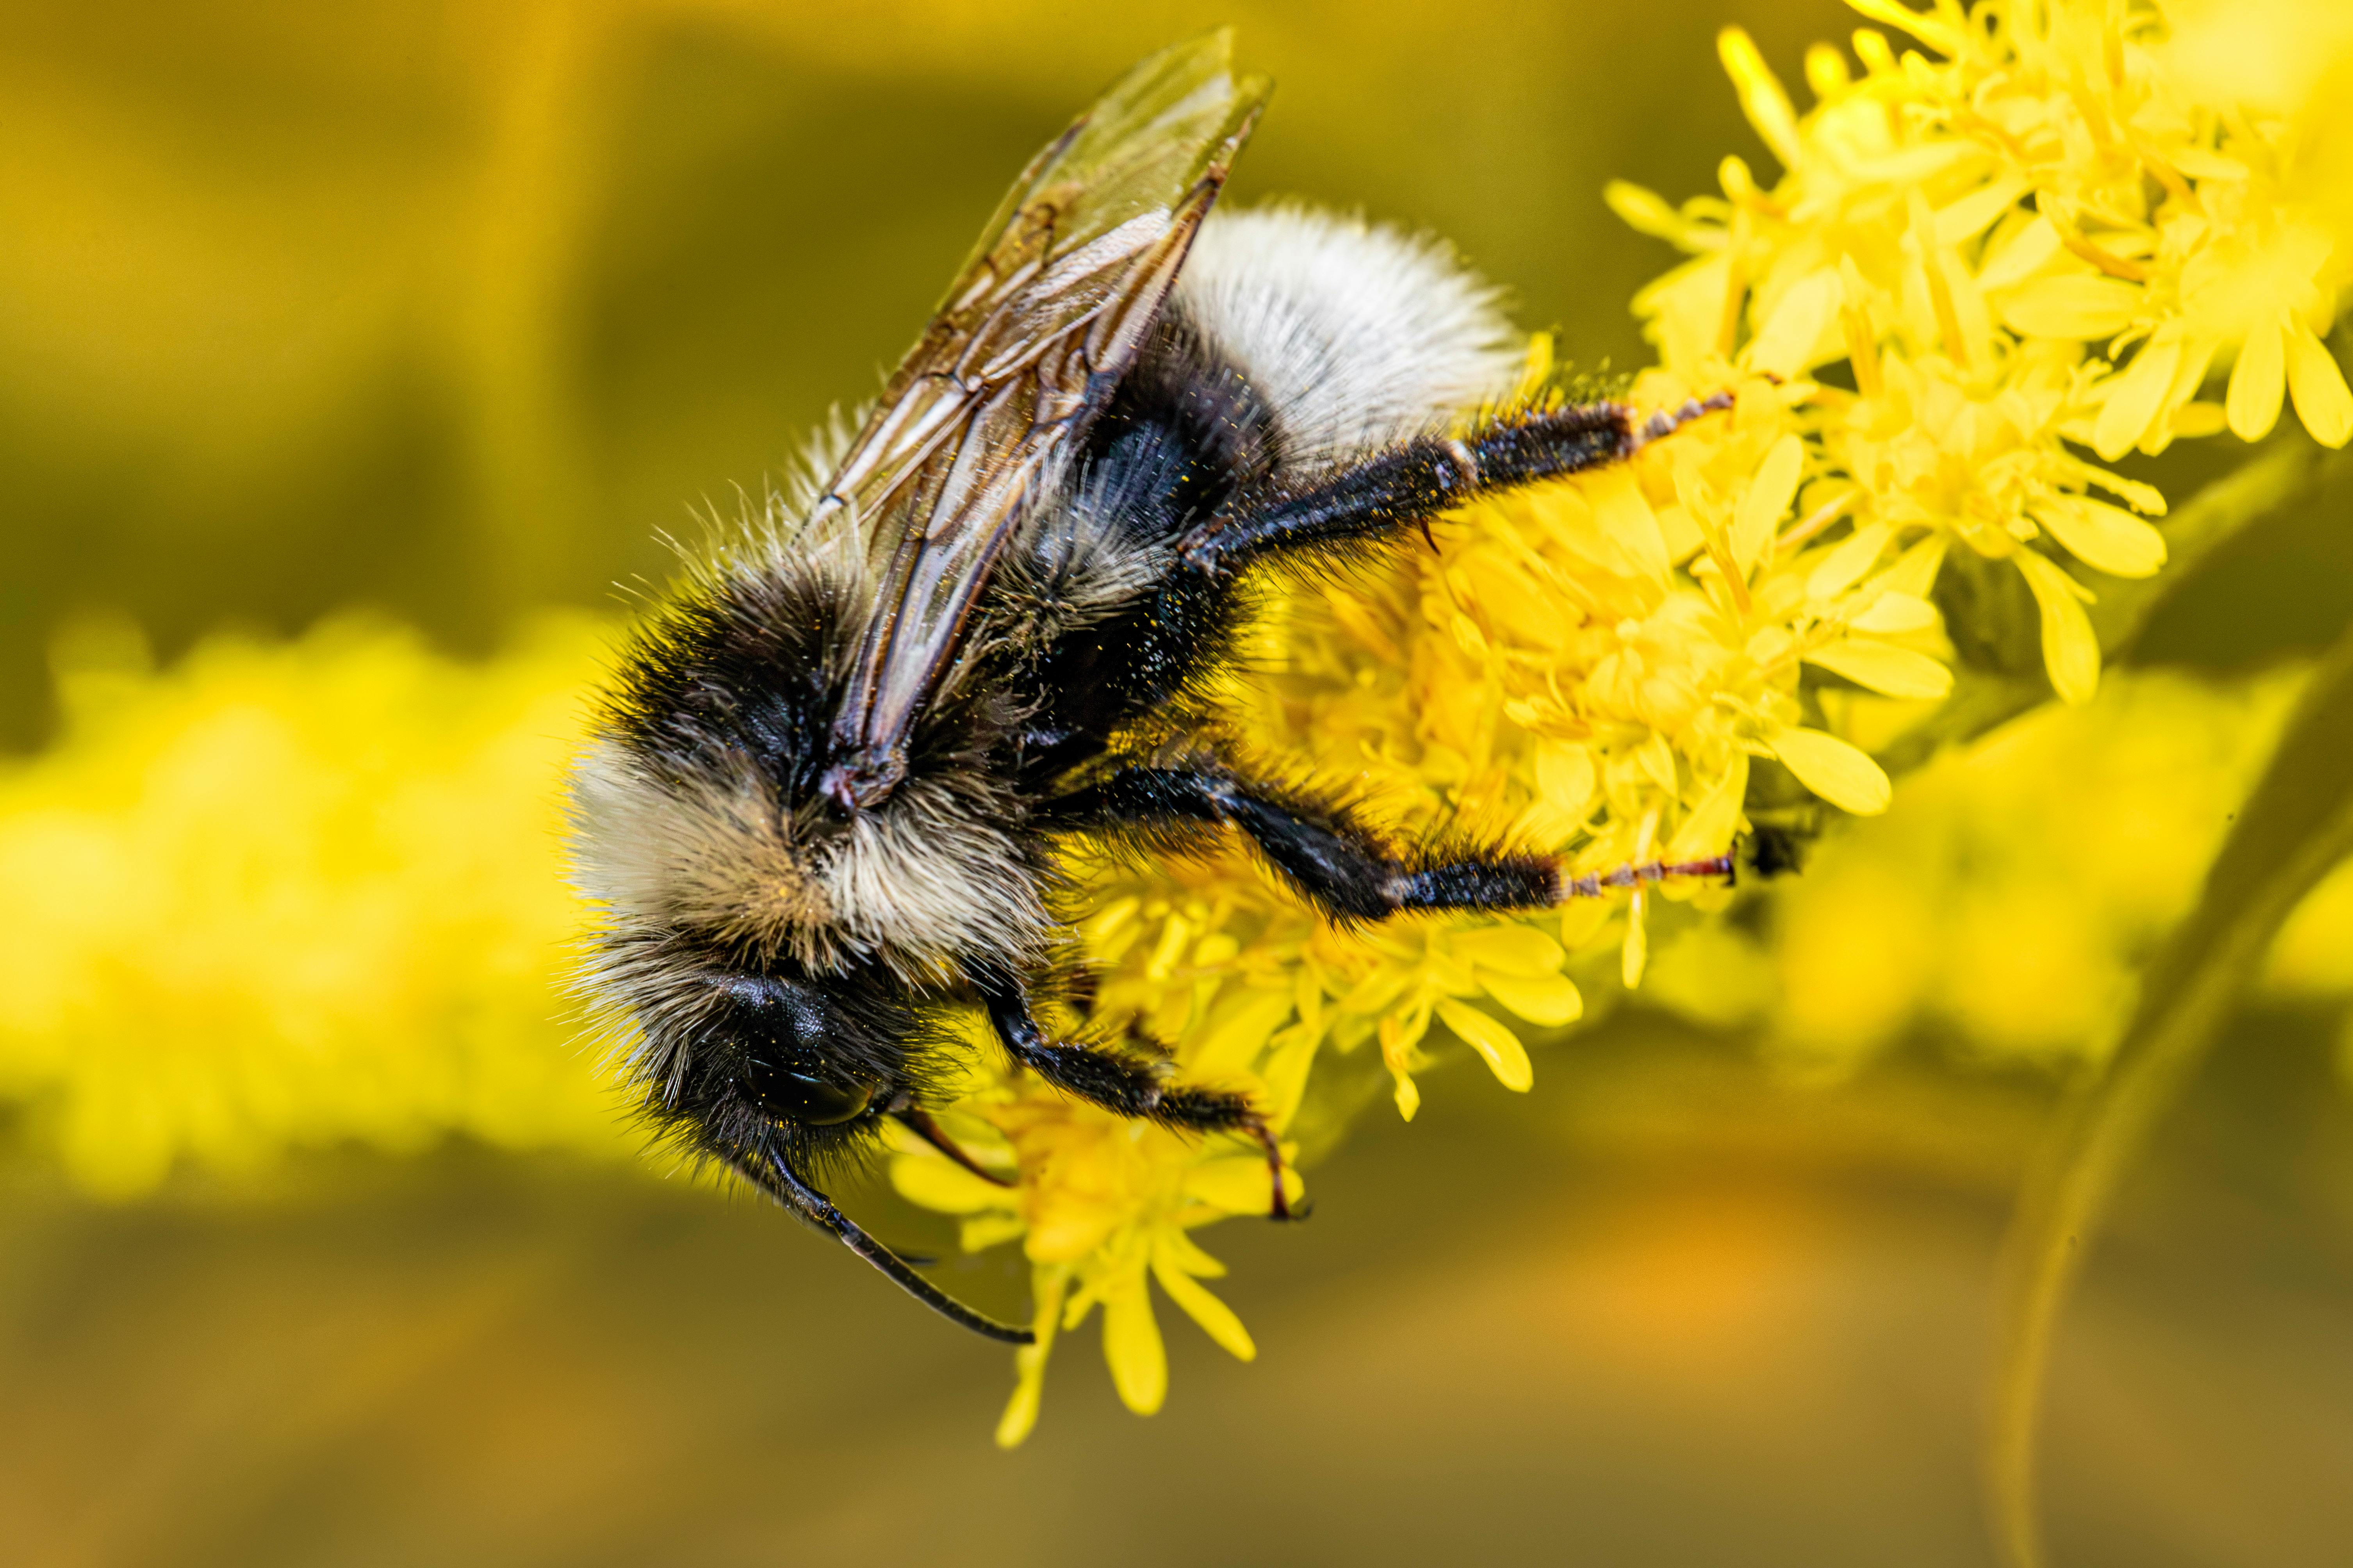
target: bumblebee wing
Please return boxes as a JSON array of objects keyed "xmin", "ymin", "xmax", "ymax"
[{"xmin": 817, "ymin": 31, "xmax": 1267, "ymax": 810}]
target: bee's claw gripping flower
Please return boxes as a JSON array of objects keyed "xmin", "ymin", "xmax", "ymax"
[
  {"xmin": 1244, "ymin": 1114, "xmax": 1300, "ymax": 1221},
  {"xmin": 890, "ymin": 1105, "xmax": 1014, "ymax": 1188},
  {"xmin": 1555, "ymin": 853, "xmax": 1739, "ymax": 901},
  {"xmin": 1624, "ymin": 387, "xmax": 1739, "ymax": 453}
]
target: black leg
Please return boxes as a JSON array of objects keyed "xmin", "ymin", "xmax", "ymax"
[
  {"xmin": 970, "ymin": 964, "xmax": 1295, "ymax": 1220},
  {"xmin": 1055, "ymin": 762, "xmax": 1736, "ymax": 921},
  {"xmin": 1177, "ymin": 392, "xmax": 1732, "ymax": 576},
  {"xmin": 729, "ymin": 1135, "xmax": 1033, "ymax": 1343},
  {"xmin": 891, "ymin": 1104, "xmax": 1013, "ymax": 1187}
]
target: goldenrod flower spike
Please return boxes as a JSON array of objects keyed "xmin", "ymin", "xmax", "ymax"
[{"xmin": 0, "ymin": 616, "xmax": 627, "ymax": 1197}]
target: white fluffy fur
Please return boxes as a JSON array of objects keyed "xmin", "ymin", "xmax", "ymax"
[
  {"xmin": 570, "ymin": 738, "xmax": 1047, "ymax": 983},
  {"xmin": 1175, "ymin": 205, "xmax": 1524, "ymax": 470}
]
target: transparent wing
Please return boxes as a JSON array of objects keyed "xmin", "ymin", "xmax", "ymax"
[{"xmin": 816, "ymin": 30, "xmax": 1269, "ymax": 810}]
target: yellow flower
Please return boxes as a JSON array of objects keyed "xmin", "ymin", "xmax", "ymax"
[
  {"xmin": 917, "ymin": 0, "xmax": 2353, "ymax": 1435},
  {"xmin": 901, "ymin": 364, "xmax": 1949, "ymax": 1432},
  {"xmin": 887, "ymin": 1000, "xmax": 1294, "ymax": 1446},
  {"xmin": 1606, "ymin": 1, "xmax": 2353, "ymax": 706},
  {"xmin": 1226, "ymin": 364, "xmax": 1916, "ymax": 970}
]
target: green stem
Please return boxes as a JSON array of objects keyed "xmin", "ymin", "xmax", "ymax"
[{"xmin": 1985, "ymin": 615, "xmax": 2353, "ymax": 1568}]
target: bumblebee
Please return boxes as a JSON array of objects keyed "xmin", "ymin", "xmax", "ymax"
[{"xmin": 569, "ymin": 32, "xmax": 1732, "ymax": 1340}]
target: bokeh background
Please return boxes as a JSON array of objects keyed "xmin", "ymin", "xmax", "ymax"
[{"xmin": 5, "ymin": 2, "xmax": 2353, "ymax": 1563}]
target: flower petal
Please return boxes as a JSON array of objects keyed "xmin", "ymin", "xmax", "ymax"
[
  {"xmin": 2094, "ymin": 332, "xmax": 2182, "ymax": 461},
  {"xmin": 2173, "ymin": 401, "xmax": 2228, "ymax": 438},
  {"xmin": 1667, "ymin": 751, "xmax": 1748, "ymax": 861},
  {"xmin": 1450, "ymin": 923, "xmax": 1566, "ymax": 975},
  {"xmin": 1977, "ymin": 214, "xmax": 2062, "ymax": 292},
  {"xmin": 1378, "ymin": 1011, "xmax": 1424, "ymax": 1121},
  {"xmin": 1622, "ymin": 892, "xmax": 1650, "ymax": 987},
  {"xmin": 1258, "ymin": 1025, "xmax": 1322, "ymax": 1131},
  {"xmin": 1744, "ymin": 269, "xmax": 1843, "ymax": 380},
  {"xmin": 1804, "ymin": 639, "xmax": 1955, "ymax": 699},
  {"xmin": 1586, "ymin": 467, "xmax": 1674, "ymax": 585},
  {"xmin": 1806, "ymin": 520, "xmax": 1893, "ymax": 601},
  {"xmin": 2226, "ymin": 310, "xmax": 2287, "ymax": 442},
  {"xmin": 995, "ymin": 1376, "xmax": 1039, "ymax": 1449},
  {"xmin": 2034, "ymin": 497, "xmax": 2167, "ymax": 578},
  {"xmin": 890, "ymin": 1153, "xmax": 1010, "ymax": 1215},
  {"xmin": 1158, "ymin": 1227, "xmax": 1228, "ymax": 1278},
  {"xmin": 1768, "ymin": 727, "xmax": 1893, "ymax": 815},
  {"xmin": 1998, "ymin": 274, "xmax": 2143, "ymax": 340},
  {"xmin": 995, "ymin": 1264, "xmax": 1069, "ymax": 1449},
  {"xmin": 1339, "ymin": 965, "xmax": 1412, "ymax": 1016},
  {"xmin": 1189, "ymin": 985, "xmax": 1296, "ymax": 1079},
  {"xmin": 1935, "ymin": 175, "xmax": 2030, "ymax": 246},
  {"xmin": 1102, "ymin": 1270, "xmax": 1167, "ymax": 1416},
  {"xmin": 1845, "ymin": 0, "xmax": 1965, "ymax": 53},
  {"xmin": 1150, "ymin": 1246, "xmax": 1257, "ymax": 1362},
  {"xmin": 2285, "ymin": 317, "xmax": 2353, "ymax": 449},
  {"xmin": 1849, "ymin": 591, "xmax": 1938, "ymax": 634},
  {"xmin": 1636, "ymin": 730, "xmax": 1679, "ymax": 795},
  {"xmin": 2013, "ymin": 550, "xmax": 2101, "ymax": 705},
  {"xmin": 1717, "ymin": 27, "xmax": 1800, "ymax": 168},
  {"xmin": 1605, "ymin": 180, "xmax": 1704, "ymax": 247},
  {"xmin": 962, "ymin": 1213, "xmax": 1027, "ymax": 1252},
  {"xmin": 1869, "ymin": 535, "xmax": 1949, "ymax": 599},
  {"xmin": 1478, "ymin": 969, "xmax": 1583, "ymax": 1026},
  {"xmin": 1184, "ymin": 1155, "xmax": 1301, "ymax": 1215},
  {"xmin": 1732, "ymin": 434, "xmax": 1806, "ymax": 576},
  {"xmin": 1433, "ymin": 997, "xmax": 1535, "ymax": 1091},
  {"xmin": 1534, "ymin": 740, "xmax": 1596, "ymax": 820}
]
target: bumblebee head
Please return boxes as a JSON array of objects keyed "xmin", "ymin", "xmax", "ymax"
[
  {"xmin": 572, "ymin": 938, "xmax": 940, "ymax": 1176},
  {"xmin": 569, "ymin": 943, "xmax": 1028, "ymax": 1343},
  {"xmin": 692, "ymin": 969, "xmax": 898, "ymax": 1131}
]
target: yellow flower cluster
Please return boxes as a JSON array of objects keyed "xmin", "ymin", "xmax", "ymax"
[
  {"xmin": 1614, "ymin": 0, "xmax": 2352, "ymax": 706},
  {"xmin": 0, "ymin": 615, "xmax": 627, "ymax": 1195},
  {"xmin": 891, "ymin": 0, "xmax": 2353, "ymax": 1438},
  {"xmin": 914, "ymin": 393, "xmax": 1957, "ymax": 1437}
]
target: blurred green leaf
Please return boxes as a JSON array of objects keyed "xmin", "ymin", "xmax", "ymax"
[{"xmin": 1986, "ymin": 614, "xmax": 2353, "ymax": 1568}]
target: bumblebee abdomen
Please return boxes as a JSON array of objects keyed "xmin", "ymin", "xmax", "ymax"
[{"xmin": 1175, "ymin": 205, "xmax": 1524, "ymax": 473}]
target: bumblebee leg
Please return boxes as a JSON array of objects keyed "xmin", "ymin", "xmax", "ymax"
[
  {"xmin": 969, "ymin": 964, "xmax": 1296, "ymax": 1220},
  {"xmin": 1176, "ymin": 392, "xmax": 1731, "ymax": 575},
  {"xmin": 890, "ymin": 1105, "xmax": 1013, "ymax": 1188},
  {"xmin": 1056, "ymin": 763, "xmax": 1735, "ymax": 920},
  {"xmin": 729, "ymin": 1138, "xmax": 1033, "ymax": 1343}
]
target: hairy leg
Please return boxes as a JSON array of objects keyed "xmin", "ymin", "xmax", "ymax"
[
  {"xmin": 1055, "ymin": 761, "xmax": 1735, "ymax": 921},
  {"xmin": 968, "ymin": 963, "xmax": 1295, "ymax": 1220},
  {"xmin": 890, "ymin": 1103, "xmax": 1012, "ymax": 1187},
  {"xmin": 1177, "ymin": 392, "xmax": 1732, "ymax": 576},
  {"xmin": 729, "ymin": 1135, "xmax": 1033, "ymax": 1342}
]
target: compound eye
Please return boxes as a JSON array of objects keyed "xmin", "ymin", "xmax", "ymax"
[{"xmin": 741, "ymin": 1055, "xmax": 872, "ymax": 1126}]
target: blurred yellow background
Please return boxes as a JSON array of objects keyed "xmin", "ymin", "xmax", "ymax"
[{"xmin": 4, "ymin": 1, "xmax": 2353, "ymax": 1563}]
